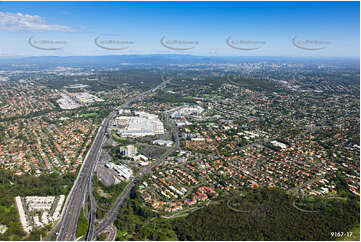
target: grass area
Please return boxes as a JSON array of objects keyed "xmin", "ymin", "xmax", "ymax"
[
  {"xmin": 111, "ymin": 130, "xmax": 124, "ymax": 142},
  {"xmin": 161, "ymin": 206, "xmax": 202, "ymax": 219},
  {"xmin": 80, "ymin": 112, "xmax": 97, "ymax": 118},
  {"xmin": 0, "ymin": 205, "xmax": 11, "ymax": 213},
  {"xmin": 76, "ymin": 208, "xmax": 89, "ymax": 238},
  {"xmin": 110, "ymin": 131, "xmax": 135, "ymax": 146}
]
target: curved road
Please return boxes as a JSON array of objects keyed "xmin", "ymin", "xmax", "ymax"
[
  {"xmin": 94, "ymin": 116, "xmax": 179, "ymax": 237},
  {"xmin": 55, "ymin": 78, "xmax": 169, "ymax": 241}
]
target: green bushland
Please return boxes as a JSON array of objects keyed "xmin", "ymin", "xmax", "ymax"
[
  {"xmin": 172, "ymin": 188, "xmax": 359, "ymax": 241},
  {"xmin": 114, "ymin": 187, "xmax": 178, "ymax": 241},
  {"xmin": 0, "ymin": 205, "xmax": 24, "ymax": 240},
  {"xmin": 113, "ymin": 186, "xmax": 359, "ymax": 241},
  {"xmin": 146, "ymin": 91, "xmax": 196, "ymax": 104},
  {"xmin": 23, "ymin": 226, "xmax": 51, "ymax": 241},
  {"xmin": 93, "ymin": 175, "xmax": 127, "ymax": 219}
]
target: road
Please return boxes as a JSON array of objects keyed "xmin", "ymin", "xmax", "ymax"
[
  {"xmin": 106, "ymin": 225, "xmax": 117, "ymax": 241},
  {"xmin": 85, "ymin": 174, "xmax": 96, "ymax": 240},
  {"xmin": 56, "ymin": 78, "xmax": 169, "ymax": 241},
  {"xmin": 93, "ymin": 110, "xmax": 180, "ymax": 237},
  {"xmin": 85, "ymin": 77, "xmax": 169, "ymax": 241},
  {"xmin": 56, "ymin": 113, "xmax": 114, "ymax": 241}
]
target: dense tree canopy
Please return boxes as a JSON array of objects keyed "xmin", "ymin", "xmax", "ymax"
[{"xmin": 172, "ymin": 188, "xmax": 359, "ymax": 241}]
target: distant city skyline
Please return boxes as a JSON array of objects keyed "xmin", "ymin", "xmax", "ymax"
[{"xmin": 0, "ymin": 1, "xmax": 359, "ymax": 57}]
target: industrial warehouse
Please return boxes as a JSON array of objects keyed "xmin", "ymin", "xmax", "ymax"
[{"xmin": 104, "ymin": 162, "xmax": 133, "ymax": 181}]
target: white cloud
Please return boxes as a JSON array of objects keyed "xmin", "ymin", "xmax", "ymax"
[{"xmin": 0, "ymin": 12, "xmax": 75, "ymax": 32}]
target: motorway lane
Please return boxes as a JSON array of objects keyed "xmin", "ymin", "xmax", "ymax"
[
  {"xmin": 106, "ymin": 225, "xmax": 117, "ymax": 241},
  {"xmin": 56, "ymin": 79, "xmax": 169, "ymax": 241},
  {"xmin": 85, "ymin": 118, "xmax": 111, "ymax": 241},
  {"xmin": 57, "ymin": 115, "xmax": 113, "ymax": 240},
  {"xmin": 51, "ymin": 117, "xmax": 113, "ymax": 240},
  {"xmin": 94, "ymin": 116, "xmax": 180, "ymax": 236},
  {"xmin": 85, "ymin": 81, "xmax": 169, "ymax": 240},
  {"xmin": 85, "ymin": 175, "xmax": 96, "ymax": 240},
  {"xmin": 81, "ymin": 79, "xmax": 169, "ymax": 240}
]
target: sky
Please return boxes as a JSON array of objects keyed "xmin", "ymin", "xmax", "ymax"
[{"xmin": 0, "ymin": 1, "xmax": 359, "ymax": 57}]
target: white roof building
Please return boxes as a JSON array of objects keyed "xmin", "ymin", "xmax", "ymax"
[
  {"xmin": 107, "ymin": 162, "xmax": 133, "ymax": 180},
  {"xmin": 170, "ymin": 105, "xmax": 204, "ymax": 118},
  {"xmin": 270, "ymin": 140, "xmax": 288, "ymax": 149},
  {"xmin": 153, "ymin": 140, "xmax": 174, "ymax": 147}
]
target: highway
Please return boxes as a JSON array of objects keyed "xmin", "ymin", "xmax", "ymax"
[
  {"xmin": 85, "ymin": 174, "xmax": 96, "ymax": 240},
  {"xmin": 94, "ymin": 114, "xmax": 180, "ymax": 237},
  {"xmin": 56, "ymin": 112, "xmax": 114, "ymax": 241},
  {"xmin": 55, "ymin": 77, "xmax": 169, "ymax": 241},
  {"xmin": 85, "ymin": 77, "xmax": 169, "ymax": 241}
]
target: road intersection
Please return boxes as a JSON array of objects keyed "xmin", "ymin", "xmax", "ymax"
[{"xmin": 55, "ymin": 78, "xmax": 172, "ymax": 241}]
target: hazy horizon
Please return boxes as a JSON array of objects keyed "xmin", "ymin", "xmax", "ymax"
[{"xmin": 0, "ymin": 1, "xmax": 359, "ymax": 58}]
